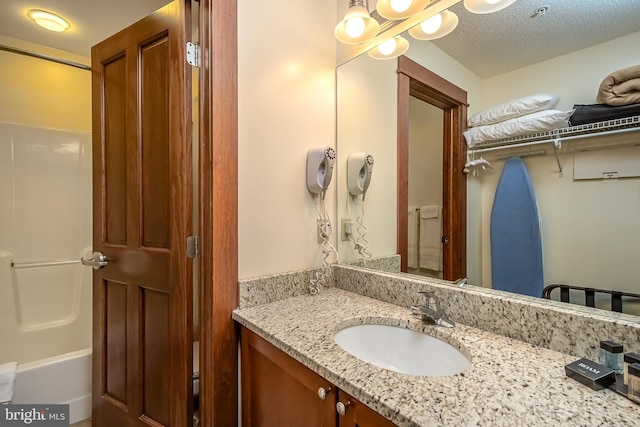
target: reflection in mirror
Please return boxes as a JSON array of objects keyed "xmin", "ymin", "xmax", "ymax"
[
  {"xmin": 336, "ymin": 55, "xmax": 398, "ymax": 267},
  {"xmin": 335, "ymin": 21, "xmax": 640, "ymax": 318},
  {"xmin": 407, "ymin": 98, "xmax": 443, "ymax": 280}
]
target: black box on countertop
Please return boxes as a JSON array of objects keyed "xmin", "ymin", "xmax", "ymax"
[{"xmin": 565, "ymin": 358, "xmax": 616, "ymax": 390}]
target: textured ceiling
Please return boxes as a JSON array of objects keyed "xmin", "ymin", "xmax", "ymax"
[
  {"xmin": 1, "ymin": 1, "xmax": 640, "ymax": 76},
  {"xmin": 0, "ymin": 0, "xmax": 170, "ymax": 56},
  {"xmin": 429, "ymin": 0, "xmax": 640, "ymax": 77}
]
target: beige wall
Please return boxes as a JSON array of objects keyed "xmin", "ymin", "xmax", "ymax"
[
  {"xmin": 238, "ymin": 0, "xmax": 337, "ymax": 278},
  {"xmin": 0, "ymin": 35, "xmax": 91, "ymax": 131},
  {"xmin": 470, "ymin": 31, "xmax": 640, "ymax": 298},
  {"xmin": 335, "ymin": 55, "xmax": 397, "ymax": 263},
  {"xmin": 408, "ymin": 98, "xmax": 443, "ymax": 208},
  {"xmin": 478, "ymin": 31, "xmax": 640, "ymax": 111}
]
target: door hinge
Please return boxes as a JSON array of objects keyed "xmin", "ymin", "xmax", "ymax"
[
  {"xmin": 186, "ymin": 42, "xmax": 200, "ymax": 67},
  {"xmin": 187, "ymin": 236, "xmax": 199, "ymax": 258}
]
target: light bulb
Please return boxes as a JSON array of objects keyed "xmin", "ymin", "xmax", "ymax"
[
  {"xmin": 420, "ymin": 13, "xmax": 443, "ymax": 34},
  {"xmin": 390, "ymin": 0, "xmax": 412, "ymax": 13},
  {"xmin": 345, "ymin": 16, "xmax": 365, "ymax": 38},
  {"xmin": 485, "ymin": 0, "xmax": 501, "ymax": 4},
  {"xmin": 378, "ymin": 38, "xmax": 397, "ymax": 56}
]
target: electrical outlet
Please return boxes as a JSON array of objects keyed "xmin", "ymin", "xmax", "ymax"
[
  {"xmin": 317, "ymin": 219, "xmax": 331, "ymax": 243},
  {"xmin": 341, "ymin": 218, "xmax": 352, "ymax": 241}
]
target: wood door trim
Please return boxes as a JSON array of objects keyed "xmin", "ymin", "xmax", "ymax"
[
  {"xmin": 198, "ymin": 1, "xmax": 239, "ymax": 426},
  {"xmin": 396, "ymin": 55, "xmax": 467, "ymax": 280},
  {"xmin": 167, "ymin": 1, "xmax": 193, "ymax": 425}
]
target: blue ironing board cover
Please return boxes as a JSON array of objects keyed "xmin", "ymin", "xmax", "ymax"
[{"xmin": 490, "ymin": 157, "xmax": 543, "ymax": 297}]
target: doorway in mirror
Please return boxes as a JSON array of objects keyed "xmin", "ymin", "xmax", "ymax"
[
  {"xmin": 407, "ymin": 98, "xmax": 444, "ymax": 279},
  {"xmin": 397, "ymin": 56, "xmax": 467, "ymax": 281}
]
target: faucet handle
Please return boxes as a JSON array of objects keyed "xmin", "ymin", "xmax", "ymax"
[
  {"xmin": 417, "ymin": 291, "xmax": 440, "ymax": 311},
  {"xmin": 410, "ymin": 305, "xmax": 423, "ymax": 318}
]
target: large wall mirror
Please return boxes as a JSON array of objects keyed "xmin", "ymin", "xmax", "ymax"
[{"xmin": 335, "ymin": 1, "xmax": 640, "ymax": 320}]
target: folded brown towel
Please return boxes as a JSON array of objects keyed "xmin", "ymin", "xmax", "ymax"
[{"xmin": 597, "ymin": 64, "xmax": 640, "ymax": 106}]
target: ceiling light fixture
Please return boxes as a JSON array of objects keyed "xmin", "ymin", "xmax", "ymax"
[
  {"xmin": 335, "ymin": 0, "xmax": 380, "ymax": 44},
  {"xmin": 367, "ymin": 35, "xmax": 409, "ymax": 60},
  {"xmin": 27, "ymin": 9, "xmax": 70, "ymax": 32},
  {"xmin": 377, "ymin": 0, "xmax": 430, "ymax": 21},
  {"xmin": 463, "ymin": 0, "xmax": 516, "ymax": 14},
  {"xmin": 335, "ymin": 0, "xmax": 517, "ymax": 60},
  {"xmin": 408, "ymin": 10, "xmax": 459, "ymax": 40}
]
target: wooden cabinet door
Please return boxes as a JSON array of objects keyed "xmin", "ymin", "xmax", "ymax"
[
  {"xmin": 241, "ymin": 327, "xmax": 337, "ymax": 427},
  {"xmin": 91, "ymin": 1, "xmax": 193, "ymax": 426},
  {"xmin": 337, "ymin": 390, "xmax": 396, "ymax": 427}
]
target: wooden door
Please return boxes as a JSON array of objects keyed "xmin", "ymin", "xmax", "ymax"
[{"xmin": 90, "ymin": 1, "xmax": 192, "ymax": 426}]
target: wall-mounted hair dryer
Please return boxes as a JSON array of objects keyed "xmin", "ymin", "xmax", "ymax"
[
  {"xmin": 347, "ymin": 153, "xmax": 374, "ymax": 200},
  {"xmin": 307, "ymin": 146, "xmax": 336, "ymax": 198},
  {"xmin": 306, "ymin": 146, "xmax": 338, "ymax": 295}
]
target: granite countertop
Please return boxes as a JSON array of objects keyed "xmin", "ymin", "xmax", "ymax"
[{"xmin": 232, "ymin": 288, "xmax": 640, "ymax": 426}]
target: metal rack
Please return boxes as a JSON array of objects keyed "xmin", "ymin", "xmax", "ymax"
[{"xmin": 468, "ymin": 115, "xmax": 640, "ymax": 177}]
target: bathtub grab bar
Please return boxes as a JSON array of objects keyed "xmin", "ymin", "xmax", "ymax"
[{"xmin": 11, "ymin": 260, "xmax": 81, "ymax": 269}]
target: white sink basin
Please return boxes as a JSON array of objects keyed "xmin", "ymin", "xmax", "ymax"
[{"xmin": 334, "ymin": 324, "xmax": 470, "ymax": 376}]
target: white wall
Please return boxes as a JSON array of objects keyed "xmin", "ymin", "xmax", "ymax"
[
  {"xmin": 238, "ymin": 0, "xmax": 337, "ymax": 278},
  {"xmin": 470, "ymin": 31, "xmax": 640, "ymax": 299}
]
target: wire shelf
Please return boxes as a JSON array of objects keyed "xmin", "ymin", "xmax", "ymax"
[{"xmin": 469, "ymin": 115, "xmax": 640, "ymax": 152}]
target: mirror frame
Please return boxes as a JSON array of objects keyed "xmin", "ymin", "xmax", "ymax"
[{"xmin": 396, "ymin": 56, "xmax": 467, "ymax": 280}]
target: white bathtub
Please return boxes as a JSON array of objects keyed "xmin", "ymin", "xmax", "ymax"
[{"xmin": 12, "ymin": 348, "xmax": 91, "ymax": 424}]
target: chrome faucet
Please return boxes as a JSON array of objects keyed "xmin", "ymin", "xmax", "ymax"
[
  {"xmin": 410, "ymin": 291, "xmax": 455, "ymax": 328},
  {"xmin": 454, "ymin": 277, "xmax": 468, "ymax": 287}
]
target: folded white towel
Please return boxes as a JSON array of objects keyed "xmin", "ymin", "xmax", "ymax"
[
  {"xmin": 420, "ymin": 205, "xmax": 439, "ymax": 219},
  {"xmin": 0, "ymin": 362, "xmax": 17, "ymax": 403}
]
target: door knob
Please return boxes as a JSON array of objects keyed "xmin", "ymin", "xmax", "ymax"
[{"xmin": 81, "ymin": 251, "xmax": 110, "ymax": 270}]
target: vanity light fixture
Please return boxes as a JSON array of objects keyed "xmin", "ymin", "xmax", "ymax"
[
  {"xmin": 335, "ymin": 0, "xmax": 380, "ymax": 44},
  {"xmin": 463, "ymin": 0, "xmax": 516, "ymax": 14},
  {"xmin": 27, "ymin": 9, "xmax": 70, "ymax": 32},
  {"xmin": 377, "ymin": 0, "xmax": 430, "ymax": 21},
  {"xmin": 408, "ymin": 10, "xmax": 459, "ymax": 40},
  {"xmin": 335, "ymin": 0, "xmax": 518, "ymax": 60},
  {"xmin": 367, "ymin": 35, "xmax": 409, "ymax": 60}
]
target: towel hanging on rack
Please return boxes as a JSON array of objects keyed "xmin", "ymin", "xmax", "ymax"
[
  {"xmin": 420, "ymin": 205, "xmax": 439, "ymax": 219},
  {"xmin": 419, "ymin": 205, "xmax": 442, "ymax": 271}
]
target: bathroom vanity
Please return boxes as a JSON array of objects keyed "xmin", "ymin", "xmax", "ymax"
[
  {"xmin": 241, "ymin": 326, "xmax": 394, "ymax": 426},
  {"xmin": 233, "ymin": 286, "xmax": 640, "ymax": 426}
]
